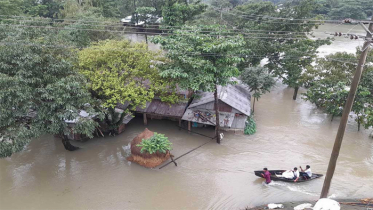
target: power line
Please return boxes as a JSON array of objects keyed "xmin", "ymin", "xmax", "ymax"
[
  {"xmin": 0, "ymin": 41, "xmax": 364, "ymax": 64},
  {"xmin": 0, "ymin": 24, "xmax": 319, "ymax": 40},
  {"xmin": 0, "ymin": 17, "xmax": 335, "ymax": 35},
  {"xmin": 0, "ymin": 21, "xmax": 314, "ymax": 38},
  {"xmin": 1, "ymin": 23, "xmax": 364, "ymax": 43},
  {"xmin": 2, "ymin": 15, "xmax": 367, "ymax": 36}
]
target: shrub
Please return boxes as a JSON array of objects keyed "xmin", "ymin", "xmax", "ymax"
[
  {"xmin": 136, "ymin": 132, "xmax": 172, "ymax": 154},
  {"xmin": 244, "ymin": 116, "xmax": 256, "ymax": 135}
]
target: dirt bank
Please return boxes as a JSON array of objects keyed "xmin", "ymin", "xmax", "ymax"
[{"xmin": 246, "ymin": 198, "xmax": 373, "ymax": 210}]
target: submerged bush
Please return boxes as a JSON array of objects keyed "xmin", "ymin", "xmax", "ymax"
[
  {"xmin": 136, "ymin": 132, "xmax": 172, "ymax": 154},
  {"xmin": 244, "ymin": 116, "xmax": 256, "ymax": 135}
]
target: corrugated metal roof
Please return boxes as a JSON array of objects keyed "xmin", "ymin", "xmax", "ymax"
[
  {"xmin": 188, "ymin": 80, "xmax": 251, "ymax": 116},
  {"xmin": 136, "ymin": 99, "xmax": 188, "ymax": 118},
  {"xmin": 114, "ymin": 108, "xmax": 135, "ymax": 124},
  {"xmin": 122, "ymin": 114, "xmax": 134, "ymax": 124}
]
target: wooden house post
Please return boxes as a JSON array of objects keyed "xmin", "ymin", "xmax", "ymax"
[
  {"xmin": 143, "ymin": 113, "xmax": 148, "ymax": 125},
  {"xmin": 188, "ymin": 121, "xmax": 191, "ymax": 133}
]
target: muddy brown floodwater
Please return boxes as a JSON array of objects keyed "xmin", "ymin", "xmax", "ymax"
[
  {"xmin": 1, "ymin": 24, "xmax": 373, "ymax": 210},
  {"xmin": 1, "ymin": 83, "xmax": 372, "ymax": 210}
]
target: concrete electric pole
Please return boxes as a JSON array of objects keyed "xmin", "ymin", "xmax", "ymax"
[{"xmin": 320, "ymin": 16, "xmax": 373, "ymax": 198}]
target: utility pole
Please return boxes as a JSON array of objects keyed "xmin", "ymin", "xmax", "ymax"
[{"xmin": 320, "ymin": 17, "xmax": 373, "ymax": 198}]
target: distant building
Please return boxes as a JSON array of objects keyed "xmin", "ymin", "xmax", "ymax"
[{"xmin": 182, "ymin": 80, "xmax": 251, "ymax": 133}]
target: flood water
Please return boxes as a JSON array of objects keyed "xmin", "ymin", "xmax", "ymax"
[{"xmin": 0, "ymin": 24, "xmax": 372, "ymax": 209}]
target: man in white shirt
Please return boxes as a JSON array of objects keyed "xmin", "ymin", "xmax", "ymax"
[
  {"xmin": 292, "ymin": 167, "xmax": 300, "ymax": 182},
  {"xmin": 300, "ymin": 165, "xmax": 312, "ymax": 179}
]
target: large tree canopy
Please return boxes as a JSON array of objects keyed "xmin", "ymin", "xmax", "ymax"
[
  {"xmin": 162, "ymin": 0, "xmax": 207, "ymax": 26},
  {"xmin": 78, "ymin": 39, "xmax": 176, "ymax": 111},
  {"xmin": 0, "ymin": 43, "xmax": 101, "ymax": 158},
  {"xmin": 302, "ymin": 52, "xmax": 373, "ymax": 131},
  {"xmin": 222, "ymin": 0, "xmax": 331, "ymax": 100},
  {"xmin": 241, "ymin": 66, "xmax": 276, "ymax": 113},
  {"xmin": 153, "ymin": 25, "xmax": 245, "ymax": 143}
]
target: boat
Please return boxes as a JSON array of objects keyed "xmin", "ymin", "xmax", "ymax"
[{"xmin": 254, "ymin": 170, "xmax": 323, "ymax": 183}]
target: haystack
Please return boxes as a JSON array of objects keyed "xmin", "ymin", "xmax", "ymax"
[{"xmin": 127, "ymin": 128, "xmax": 171, "ymax": 168}]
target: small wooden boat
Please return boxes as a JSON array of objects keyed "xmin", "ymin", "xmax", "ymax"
[{"xmin": 254, "ymin": 170, "xmax": 323, "ymax": 183}]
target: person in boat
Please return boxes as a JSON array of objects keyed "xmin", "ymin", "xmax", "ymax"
[
  {"xmin": 261, "ymin": 168, "xmax": 271, "ymax": 184},
  {"xmin": 300, "ymin": 165, "xmax": 312, "ymax": 179},
  {"xmin": 292, "ymin": 167, "xmax": 300, "ymax": 182}
]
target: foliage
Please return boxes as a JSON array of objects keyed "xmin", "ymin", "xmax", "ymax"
[
  {"xmin": 190, "ymin": 0, "xmax": 232, "ymax": 25},
  {"xmin": 302, "ymin": 51, "xmax": 373, "ymax": 131},
  {"xmin": 135, "ymin": 6, "xmax": 157, "ymax": 26},
  {"xmin": 137, "ymin": 132, "xmax": 172, "ymax": 154},
  {"xmin": 244, "ymin": 116, "xmax": 256, "ymax": 135},
  {"xmin": 221, "ymin": 0, "xmax": 331, "ymax": 100},
  {"xmin": 136, "ymin": 7, "xmax": 157, "ymax": 19},
  {"xmin": 241, "ymin": 66, "xmax": 276, "ymax": 113},
  {"xmin": 78, "ymin": 40, "xmax": 176, "ymax": 109},
  {"xmin": 153, "ymin": 25, "xmax": 245, "ymax": 143},
  {"xmin": 0, "ymin": 40, "xmax": 102, "ymax": 158},
  {"xmin": 78, "ymin": 40, "xmax": 179, "ymax": 131},
  {"xmin": 0, "ymin": 0, "xmax": 23, "ymax": 16},
  {"xmin": 162, "ymin": 0, "xmax": 207, "ymax": 26},
  {"xmin": 152, "ymin": 25, "xmax": 245, "ymax": 92},
  {"xmin": 314, "ymin": 0, "xmax": 373, "ymax": 19}
]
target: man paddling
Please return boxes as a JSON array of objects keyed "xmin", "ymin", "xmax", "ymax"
[
  {"xmin": 300, "ymin": 165, "xmax": 312, "ymax": 179},
  {"xmin": 261, "ymin": 168, "xmax": 271, "ymax": 184}
]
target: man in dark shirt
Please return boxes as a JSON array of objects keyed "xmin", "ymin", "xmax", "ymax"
[{"xmin": 261, "ymin": 167, "xmax": 271, "ymax": 184}]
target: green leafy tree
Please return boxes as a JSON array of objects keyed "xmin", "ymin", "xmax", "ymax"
[
  {"xmin": 136, "ymin": 7, "xmax": 156, "ymax": 43},
  {"xmin": 244, "ymin": 116, "xmax": 256, "ymax": 135},
  {"xmin": 313, "ymin": 0, "xmax": 373, "ymax": 19},
  {"xmin": 0, "ymin": 42, "xmax": 102, "ymax": 158},
  {"xmin": 162, "ymin": 0, "xmax": 207, "ymax": 26},
  {"xmin": 228, "ymin": 0, "xmax": 330, "ymax": 100},
  {"xmin": 328, "ymin": 4, "xmax": 367, "ymax": 19},
  {"xmin": 137, "ymin": 132, "xmax": 172, "ymax": 154},
  {"xmin": 153, "ymin": 25, "xmax": 245, "ymax": 143},
  {"xmin": 303, "ymin": 52, "xmax": 373, "ymax": 131},
  {"xmin": 78, "ymin": 40, "xmax": 176, "ymax": 133},
  {"xmin": 190, "ymin": 0, "xmax": 232, "ymax": 25},
  {"xmin": 0, "ymin": 0, "xmax": 23, "ymax": 16},
  {"xmin": 241, "ymin": 66, "xmax": 276, "ymax": 113}
]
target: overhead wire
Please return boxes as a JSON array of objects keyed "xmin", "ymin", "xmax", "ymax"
[
  {"xmin": 0, "ymin": 41, "xmax": 363, "ymax": 63},
  {"xmin": 0, "ymin": 17, "xmax": 328, "ymax": 35},
  {"xmin": 1, "ymin": 15, "xmax": 367, "ymax": 36},
  {"xmin": 0, "ymin": 23, "xmax": 364, "ymax": 43},
  {"xmin": 0, "ymin": 23, "xmax": 321, "ymax": 40}
]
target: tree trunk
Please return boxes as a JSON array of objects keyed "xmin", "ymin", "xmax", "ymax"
[
  {"xmin": 293, "ymin": 86, "xmax": 299, "ymax": 100},
  {"xmin": 358, "ymin": 116, "xmax": 360, "ymax": 131},
  {"xmin": 62, "ymin": 136, "xmax": 79, "ymax": 151},
  {"xmin": 214, "ymin": 85, "xmax": 221, "ymax": 144},
  {"xmin": 144, "ymin": 21, "xmax": 148, "ymax": 44},
  {"xmin": 252, "ymin": 97, "xmax": 256, "ymax": 114},
  {"xmin": 331, "ymin": 115, "xmax": 334, "ymax": 122}
]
